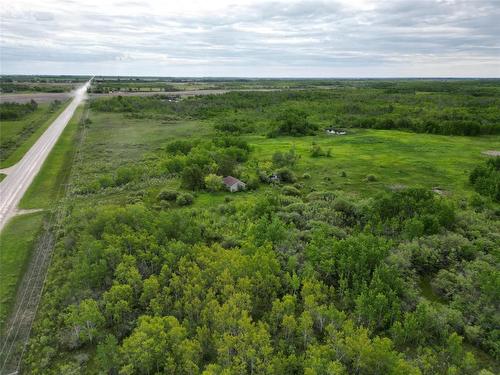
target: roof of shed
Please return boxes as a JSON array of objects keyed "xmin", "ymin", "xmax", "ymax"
[{"xmin": 223, "ymin": 176, "xmax": 243, "ymax": 186}]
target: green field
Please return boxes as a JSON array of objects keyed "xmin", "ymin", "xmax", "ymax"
[
  {"xmin": 0, "ymin": 212, "xmax": 44, "ymax": 330},
  {"xmin": 246, "ymin": 130, "xmax": 498, "ymax": 197},
  {"xmin": 65, "ymin": 111, "xmax": 498, "ymax": 207},
  {"xmin": 0, "ymin": 100, "xmax": 69, "ymax": 168}
]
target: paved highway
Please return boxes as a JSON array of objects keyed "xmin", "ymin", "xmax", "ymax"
[{"xmin": 0, "ymin": 79, "xmax": 92, "ymax": 232}]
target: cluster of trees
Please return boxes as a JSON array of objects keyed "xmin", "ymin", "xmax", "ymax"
[
  {"xmin": 268, "ymin": 108, "xmax": 318, "ymax": 137},
  {"xmin": 469, "ymin": 157, "xmax": 500, "ymax": 202},
  {"xmin": 89, "ymin": 80, "xmax": 500, "ymax": 136},
  {"xmin": 160, "ymin": 138, "xmax": 250, "ymax": 190},
  {"xmin": 25, "ymin": 180, "xmax": 499, "ymax": 373},
  {"xmin": 0, "ymin": 83, "xmax": 68, "ymax": 93},
  {"xmin": 0, "ymin": 99, "xmax": 38, "ymax": 120},
  {"xmin": 353, "ymin": 116, "xmax": 496, "ymax": 136}
]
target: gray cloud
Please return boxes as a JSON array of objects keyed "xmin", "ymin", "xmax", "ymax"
[{"xmin": 0, "ymin": 0, "xmax": 499, "ymax": 76}]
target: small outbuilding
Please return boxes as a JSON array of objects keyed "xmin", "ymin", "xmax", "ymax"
[
  {"xmin": 326, "ymin": 128, "xmax": 347, "ymax": 135},
  {"xmin": 223, "ymin": 176, "xmax": 246, "ymax": 192}
]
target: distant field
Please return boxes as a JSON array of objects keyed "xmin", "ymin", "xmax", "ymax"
[
  {"xmin": 88, "ymin": 77, "xmax": 341, "ymax": 93},
  {"xmin": 0, "ymin": 92, "xmax": 71, "ymax": 104},
  {"xmin": 0, "ymin": 100, "xmax": 69, "ymax": 168}
]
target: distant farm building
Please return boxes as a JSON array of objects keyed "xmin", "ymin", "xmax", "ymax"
[
  {"xmin": 326, "ymin": 128, "xmax": 347, "ymax": 135},
  {"xmin": 223, "ymin": 176, "xmax": 246, "ymax": 192}
]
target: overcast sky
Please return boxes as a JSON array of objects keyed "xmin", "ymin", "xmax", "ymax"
[{"xmin": 0, "ymin": 0, "xmax": 499, "ymax": 77}]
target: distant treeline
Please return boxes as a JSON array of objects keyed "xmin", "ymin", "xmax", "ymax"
[
  {"xmin": 0, "ymin": 83, "xmax": 69, "ymax": 93},
  {"xmin": 0, "ymin": 100, "xmax": 38, "ymax": 120},
  {"xmin": 90, "ymin": 80, "xmax": 500, "ymax": 136}
]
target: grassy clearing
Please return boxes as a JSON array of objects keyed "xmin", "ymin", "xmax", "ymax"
[
  {"xmin": 245, "ymin": 129, "xmax": 499, "ymax": 197},
  {"xmin": 0, "ymin": 99, "xmax": 70, "ymax": 168},
  {"xmin": 0, "ymin": 212, "xmax": 44, "ymax": 330},
  {"xmin": 68, "ymin": 111, "xmax": 500, "ymax": 214},
  {"xmin": 70, "ymin": 111, "xmax": 210, "ymax": 191},
  {"xmin": 20, "ymin": 106, "xmax": 85, "ymax": 209}
]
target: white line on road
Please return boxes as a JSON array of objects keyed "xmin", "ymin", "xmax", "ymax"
[{"xmin": 0, "ymin": 79, "xmax": 92, "ymax": 232}]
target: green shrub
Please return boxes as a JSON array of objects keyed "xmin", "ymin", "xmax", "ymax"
[
  {"xmin": 365, "ymin": 174, "xmax": 377, "ymax": 182},
  {"xmin": 98, "ymin": 175, "xmax": 114, "ymax": 189},
  {"xmin": 282, "ymin": 185, "xmax": 301, "ymax": 196},
  {"xmin": 115, "ymin": 166, "xmax": 141, "ymax": 186},
  {"xmin": 276, "ymin": 168, "xmax": 296, "ymax": 183},
  {"xmin": 176, "ymin": 192, "xmax": 194, "ymax": 206},
  {"xmin": 310, "ymin": 143, "xmax": 330, "ymax": 158},
  {"xmin": 274, "ymin": 108, "xmax": 318, "ymax": 136},
  {"xmin": 469, "ymin": 157, "xmax": 500, "ymax": 202},
  {"xmin": 157, "ymin": 189, "xmax": 179, "ymax": 201},
  {"xmin": 204, "ymin": 174, "xmax": 223, "ymax": 192}
]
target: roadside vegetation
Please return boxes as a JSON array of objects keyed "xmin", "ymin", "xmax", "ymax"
[
  {"xmin": 0, "ymin": 105, "xmax": 86, "ymax": 332},
  {"xmin": 0, "ymin": 212, "xmax": 44, "ymax": 330},
  {"xmin": 0, "ymin": 99, "xmax": 69, "ymax": 167},
  {"xmin": 23, "ymin": 80, "xmax": 499, "ymax": 374}
]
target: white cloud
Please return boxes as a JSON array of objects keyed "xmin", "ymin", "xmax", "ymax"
[{"xmin": 0, "ymin": 0, "xmax": 499, "ymax": 76}]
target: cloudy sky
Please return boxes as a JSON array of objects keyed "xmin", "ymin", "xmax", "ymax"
[{"xmin": 0, "ymin": 0, "xmax": 499, "ymax": 77}]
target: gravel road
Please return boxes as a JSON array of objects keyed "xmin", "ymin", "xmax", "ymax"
[{"xmin": 0, "ymin": 79, "xmax": 92, "ymax": 232}]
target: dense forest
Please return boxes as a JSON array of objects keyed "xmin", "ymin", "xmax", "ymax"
[
  {"xmin": 90, "ymin": 80, "xmax": 500, "ymax": 136},
  {"xmin": 23, "ymin": 81, "xmax": 499, "ymax": 374}
]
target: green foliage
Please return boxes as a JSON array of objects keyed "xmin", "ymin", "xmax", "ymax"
[
  {"xmin": 157, "ymin": 189, "xmax": 179, "ymax": 201},
  {"xmin": 310, "ymin": 143, "xmax": 331, "ymax": 158},
  {"xmin": 0, "ymin": 99, "xmax": 37, "ymax": 120},
  {"xmin": 272, "ymin": 147, "xmax": 299, "ymax": 168},
  {"xmin": 65, "ymin": 299, "xmax": 104, "ymax": 347},
  {"xmin": 272, "ymin": 108, "xmax": 318, "ymax": 137},
  {"xmin": 176, "ymin": 192, "xmax": 194, "ymax": 206},
  {"xmin": 204, "ymin": 174, "xmax": 223, "ymax": 192},
  {"xmin": 1, "ymin": 100, "xmax": 66, "ymax": 166},
  {"xmin": 21, "ymin": 84, "xmax": 500, "ymax": 374},
  {"xmin": 90, "ymin": 80, "xmax": 500, "ymax": 136},
  {"xmin": 276, "ymin": 167, "xmax": 297, "ymax": 183},
  {"xmin": 469, "ymin": 157, "xmax": 500, "ymax": 202},
  {"xmin": 371, "ymin": 188, "xmax": 456, "ymax": 237}
]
